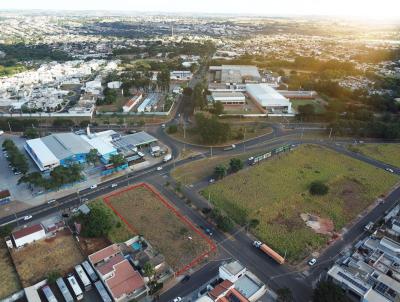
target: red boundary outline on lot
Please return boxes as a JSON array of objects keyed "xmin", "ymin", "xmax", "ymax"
[{"xmin": 103, "ymin": 182, "xmax": 217, "ymax": 275}]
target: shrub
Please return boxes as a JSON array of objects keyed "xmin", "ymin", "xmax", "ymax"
[
  {"xmin": 309, "ymin": 181, "xmax": 329, "ymax": 195},
  {"xmin": 167, "ymin": 124, "xmax": 178, "ymax": 134}
]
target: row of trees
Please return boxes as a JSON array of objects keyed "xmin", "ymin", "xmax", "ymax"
[
  {"xmin": 2, "ymin": 139, "xmax": 29, "ymax": 174},
  {"xmin": 18, "ymin": 164, "xmax": 83, "ymax": 190},
  {"xmin": 214, "ymin": 158, "xmax": 244, "ymax": 179}
]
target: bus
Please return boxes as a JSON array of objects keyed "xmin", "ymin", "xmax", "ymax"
[
  {"xmin": 67, "ymin": 274, "xmax": 83, "ymax": 300},
  {"xmin": 42, "ymin": 285, "xmax": 58, "ymax": 302},
  {"xmin": 56, "ymin": 278, "xmax": 74, "ymax": 302},
  {"xmin": 94, "ymin": 281, "xmax": 112, "ymax": 302},
  {"xmin": 82, "ymin": 260, "xmax": 98, "ymax": 283},
  {"xmin": 75, "ymin": 264, "xmax": 92, "ymax": 291}
]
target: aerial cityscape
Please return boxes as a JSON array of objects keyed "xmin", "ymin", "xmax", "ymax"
[{"xmin": 0, "ymin": 1, "xmax": 399, "ymax": 302}]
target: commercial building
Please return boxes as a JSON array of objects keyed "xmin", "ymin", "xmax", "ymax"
[
  {"xmin": 170, "ymin": 71, "xmax": 193, "ymax": 81},
  {"xmin": 0, "ymin": 189, "xmax": 11, "ymax": 205},
  {"xmin": 113, "ymin": 131, "xmax": 158, "ymax": 154},
  {"xmin": 12, "ymin": 224, "xmax": 46, "ymax": 248},
  {"xmin": 25, "ymin": 133, "xmax": 93, "ymax": 171},
  {"xmin": 209, "ymin": 65, "xmax": 261, "ymax": 83},
  {"xmin": 89, "ymin": 244, "xmax": 148, "ymax": 302},
  {"xmin": 122, "ymin": 92, "xmax": 143, "ymax": 112},
  {"xmin": 25, "ymin": 129, "xmax": 118, "ymax": 171},
  {"xmin": 137, "ymin": 93, "xmax": 160, "ymax": 113},
  {"xmin": 246, "ymin": 84, "xmax": 292, "ymax": 114},
  {"xmin": 211, "ymin": 92, "xmax": 246, "ymax": 104}
]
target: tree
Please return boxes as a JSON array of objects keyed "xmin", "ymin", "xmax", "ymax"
[
  {"xmin": 23, "ymin": 127, "xmax": 39, "ymax": 139},
  {"xmin": 0, "ymin": 225, "xmax": 12, "ymax": 238},
  {"xmin": 182, "ymin": 87, "xmax": 193, "ymax": 97},
  {"xmin": 297, "ymin": 104, "xmax": 316, "ymax": 121},
  {"xmin": 86, "ymin": 149, "xmax": 99, "ymax": 165},
  {"xmin": 229, "ymin": 158, "xmax": 243, "ymax": 173},
  {"xmin": 80, "ymin": 204, "xmax": 113, "ymax": 238},
  {"xmin": 143, "ymin": 262, "xmax": 155, "ymax": 281},
  {"xmin": 277, "ymin": 287, "xmax": 294, "ymax": 302},
  {"xmin": 313, "ymin": 281, "xmax": 350, "ymax": 302},
  {"xmin": 212, "ymin": 101, "xmax": 224, "ymax": 115},
  {"xmin": 195, "ymin": 113, "xmax": 231, "ymax": 144},
  {"xmin": 109, "ymin": 154, "xmax": 126, "ymax": 167},
  {"xmin": 214, "ymin": 165, "xmax": 227, "ymax": 179},
  {"xmin": 248, "ymin": 219, "xmax": 260, "ymax": 229},
  {"xmin": 167, "ymin": 124, "xmax": 178, "ymax": 134},
  {"xmin": 47, "ymin": 271, "xmax": 61, "ymax": 284},
  {"xmin": 309, "ymin": 181, "xmax": 329, "ymax": 196}
]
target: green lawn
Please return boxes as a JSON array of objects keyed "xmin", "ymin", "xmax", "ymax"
[
  {"xmin": 202, "ymin": 144, "xmax": 399, "ymax": 263},
  {"xmin": 348, "ymin": 144, "xmax": 400, "ymax": 167},
  {"xmin": 291, "ymin": 99, "xmax": 325, "ymax": 113}
]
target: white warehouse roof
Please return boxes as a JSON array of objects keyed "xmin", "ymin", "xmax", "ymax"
[
  {"xmin": 246, "ymin": 84, "xmax": 291, "ymax": 108},
  {"xmin": 26, "ymin": 138, "xmax": 59, "ymax": 169}
]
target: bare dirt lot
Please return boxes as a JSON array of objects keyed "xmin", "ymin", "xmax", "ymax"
[
  {"xmin": 11, "ymin": 230, "xmax": 84, "ymax": 287},
  {"xmin": 104, "ymin": 183, "xmax": 215, "ymax": 273}
]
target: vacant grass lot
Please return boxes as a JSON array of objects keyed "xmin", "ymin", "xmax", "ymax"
[
  {"xmin": 105, "ymin": 185, "xmax": 212, "ymax": 272},
  {"xmin": 291, "ymin": 99, "xmax": 325, "ymax": 113},
  {"xmin": 348, "ymin": 144, "xmax": 400, "ymax": 167},
  {"xmin": 11, "ymin": 230, "xmax": 84, "ymax": 287},
  {"xmin": 0, "ymin": 242, "xmax": 21, "ymax": 299},
  {"xmin": 202, "ymin": 144, "xmax": 399, "ymax": 263}
]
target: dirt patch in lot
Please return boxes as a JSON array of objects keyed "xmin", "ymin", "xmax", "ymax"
[
  {"xmin": 11, "ymin": 230, "xmax": 84, "ymax": 287},
  {"xmin": 0, "ymin": 242, "xmax": 21, "ymax": 299},
  {"xmin": 104, "ymin": 183, "xmax": 216, "ymax": 274},
  {"xmin": 78, "ymin": 237, "xmax": 111, "ymax": 256}
]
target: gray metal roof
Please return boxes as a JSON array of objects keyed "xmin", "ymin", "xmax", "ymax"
[
  {"xmin": 41, "ymin": 133, "xmax": 93, "ymax": 160},
  {"xmin": 117, "ymin": 131, "xmax": 158, "ymax": 148}
]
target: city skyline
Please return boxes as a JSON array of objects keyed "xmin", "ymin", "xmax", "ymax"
[{"xmin": 1, "ymin": 0, "xmax": 400, "ymax": 20}]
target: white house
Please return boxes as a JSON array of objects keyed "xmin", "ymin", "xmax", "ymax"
[{"xmin": 12, "ymin": 224, "xmax": 46, "ymax": 248}]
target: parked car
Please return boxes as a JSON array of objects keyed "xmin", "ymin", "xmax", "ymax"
[
  {"xmin": 47, "ymin": 199, "xmax": 56, "ymax": 204},
  {"xmin": 386, "ymin": 168, "xmax": 394, "ymax": 173},
  {"xmin": 23, "ymin": 215, "xmax": 33, "ymax": 221},
  {"xmin": 308, "ymin": 258, "xmax": 317, "ymax": 266},
  {"xmin": 157, "ymin": 166, "xmax": 163, "ymax": 171},
  {"xmin": 71, "ymin": 208, "xmax": 79, "ymax": 213},
  {"xmin": 90, "ymin": 184, "xmax": 98, "ymax": 189},
  {"xmin": 111, "ymin": 183, "xmax": 118, "ymax": 188},
  {"xmin": 181, "ymin": 275, "xmax": 190, "ymax": 283},
  {"xmin": 209, "ymin": 178, "xmax": 215, "ymax": 184},
  {"xmin": 173, "ymin": 297, "xmax": 182, "ymax": 302}
]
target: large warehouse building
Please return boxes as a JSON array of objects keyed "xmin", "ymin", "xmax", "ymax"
[
  {"xmin": 246, "ymin": 83, "xmax": 292, "ymax": 114},
  {"xmin": 210, "ymin": 91, "xmax": 246, "ymax": 104},
  {"xmin": 25, "ymin": 131, "xmax": 118, "ymax": 171},
  {"xmin": 209, "ymin": 65, "xmax": 261, "ymax": 83}
]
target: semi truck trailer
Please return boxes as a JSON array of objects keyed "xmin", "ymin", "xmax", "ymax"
[{"xmin": 253, "ymin": 240, "xmax": 285, "ymax": 265}]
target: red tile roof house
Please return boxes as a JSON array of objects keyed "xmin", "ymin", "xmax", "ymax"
[
  {"xmin": 12, "ymin": 224, "xmax": 46, "ymax": 248},
  {"xmin": 89, "ymin": 244, "xmax": 149, "ymax": 302}
]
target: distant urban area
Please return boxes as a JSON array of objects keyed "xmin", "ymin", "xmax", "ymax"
[{"xmin": 0, "ymin": 8, "xmax": 399, "ymax": 302}]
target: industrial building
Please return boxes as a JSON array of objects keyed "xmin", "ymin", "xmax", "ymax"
[
  {"xmin": 210, "ymin": 91, "xmax": 246, "ymax": 104},
  {"xmin": 246, "ymin": 83, "xmax": 292, "ymax": 114},
  {"xmin": 170, "ymin": 70, "xmax": 193, "ymax": 81},
  {"xmin": 25, "ymin": 129, "xmax": 118, "ymax": 171},
  {"xmin": 209, "ymin": 65, "xmax": 261, "ymax": 83}
]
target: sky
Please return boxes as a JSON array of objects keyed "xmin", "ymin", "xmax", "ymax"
[{"xmin": 0, "ymin": 0, "xmax": 399, "ymax": 19}]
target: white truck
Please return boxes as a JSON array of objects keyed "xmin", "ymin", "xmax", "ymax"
[
  {"xmin": 223, "ymin": 144, "xmax": 236, "ymax": 151},
  {"xmin": 163, "ymin": 154, "xmax": 172, "ymax": 162}
]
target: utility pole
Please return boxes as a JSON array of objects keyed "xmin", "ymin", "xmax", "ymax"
[
  {"xmin": 8, "ymin": 121, "xmax": 12, "ymax": 133},
  {"xmin": 329, "ymin": 128, "xmax": 333, "ymax": 140},
  {"xmin": 210, "ymin": 146, "xmax": 213, "ymax": 158}
]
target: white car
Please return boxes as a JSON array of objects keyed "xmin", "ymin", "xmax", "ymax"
[
  {"xmin": 47, "ymin": 199, "xmax": 56, "ymax": 204},
  {"xmin": 209, "ymin": 178, "xmax": 215, "ymax": 183},
  {"xmin": 157, "ymin": 166, "xmax": 163, "ymax": 171},
  {"xmin": 23, "ymin": 215, "xmax": 32, "ymax": 221},
  {"xmin": 386, "ymin": 168, "xmax": 394, "ymax": 173},
  {"xmin": 111, "ymin": 183, "xmax": 118, "ymax": 188},
  {"xmin": 308, "ymin": 258, "xmax": 317, "ymax": 266},
  {"xmin": 173, "ymin": 298, "xmax": 182, "ymax": 302},
  {"xmin": 90, "ymin": 184, "xmax": 98, "ymax": 189},
  {"xmin": 71, "ymin": 208, "xmax": 79, "ymax": 213}
]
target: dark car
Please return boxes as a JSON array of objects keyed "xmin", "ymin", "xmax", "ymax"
[{"xmin": 181, "ymin": 275, "xmax": 190, "ymax": 283}]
